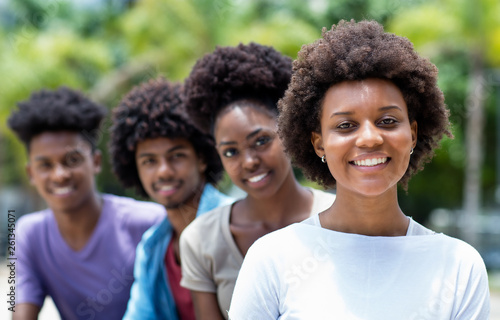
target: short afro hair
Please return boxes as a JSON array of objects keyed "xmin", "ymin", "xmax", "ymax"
[
  {"xmin": 109, "ymin": 77, "xmax": 223, "ymax": 198},
  {"xmin": 8, "ymin": 86, "xmax": 107, "ymax": 151},
  {"xmin": 278, "ymin": 20, "xmax": 452, "ymax": 189},
  {"xmin": 184, "ymin": 42, "xmax": 292, "ymax": 133}
]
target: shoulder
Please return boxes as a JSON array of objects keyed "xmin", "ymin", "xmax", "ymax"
[
  {"xmin": 182, "ymin": 204, "xmax": 230, "ymax": 241},
  {"xmin": 102, "ymin": 194, "xmax": 165, "ymax": 224},
  {"xmin": 180, "ymin": 204, "xmax": 234, "ymax": 261},
  {"xmin": 438, "ymin": 234, "xmax": 486, "ymax": 264},
  {"xmin": 17, "ymin": 209, "xmax": 51, "ymax": 234},
  {"xmin": 16, "ymin": 210, "xmax": 53, "ymax": 254}
]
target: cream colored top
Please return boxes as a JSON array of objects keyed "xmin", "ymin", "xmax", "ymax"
[{"xmin": 179, "ymin": 188, "xmax": 335, "ymax": 318}]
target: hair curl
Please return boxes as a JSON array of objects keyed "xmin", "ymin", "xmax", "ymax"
[
  {"xmin": 109, "ymin": 77, "xmax": 223, "ymax": 198},
  {"xmin": 184, "ymin": 42, "xmax": 292, "ymax": 133},
  {"xmin": 278, "ymin": 20, "xmax": 452, "ymax": 189},
  {"xmin": 8, "ymin": 86, "xmax": 107, "ymax": 151}
]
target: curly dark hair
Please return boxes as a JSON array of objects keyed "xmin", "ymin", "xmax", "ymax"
[
  {"xmin": 184, "ymin": 42, "xmax": 292, "ymax": 133},
  {"xmin": 8, "ymin": 86, "xmax": 107, "ymax": 151},
  {"xmin": 109, "ymin": 77, "xmax": 223, "ymax": 198},
  {"xmin": 278, "ymin": 20, "xmax": 452, "ymax": 189}
]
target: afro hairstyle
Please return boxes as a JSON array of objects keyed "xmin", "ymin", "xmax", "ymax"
[
  {"xmin": 109, "ymin": 77, "xmax": 223, "ymax": 198},
  {"xmin": 8, "ymin": 86, "xmax": 107, "ymax": 151},
  {"xmin": 278, "ymin": 20, "xmax": 452, "ymax": 189},
  {"xmin": 184, "ymin": 42, "xmax": 292, "ymax": 133}
]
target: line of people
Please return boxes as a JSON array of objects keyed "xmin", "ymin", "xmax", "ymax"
[{"xmin": 8, "ymin": 20, "xmax": 489, "ymax": 320}]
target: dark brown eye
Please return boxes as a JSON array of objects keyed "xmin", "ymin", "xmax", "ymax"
[
  {"xmin": 65, "ymin": 153, "xmax": 83, "ymax": 167},
  {"xmin": 337, "ymin": 122, "xmax": 354, "ymax": 129},
  {"xmin": 223, "ymin": 148, "xmax": 238, "ymax": 158},
  {"xmin": 255, "ymin": 136, "xmax": 271, "ymax": 147}
]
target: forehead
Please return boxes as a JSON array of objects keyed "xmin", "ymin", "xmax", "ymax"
[
  {"xmin": 29, "ymin": 131, "xmax": 92, "ymax": 158},
  {"xmin": 136, "ymin": 136, "xmax": 196, "ymax": 154},
  {"xmin": 215, "ymin": 105, "xmax": 276, "ymax": 137},
  {"xmin": 321, "ymin": 78, "xmax": 407, "ymax": 114}
]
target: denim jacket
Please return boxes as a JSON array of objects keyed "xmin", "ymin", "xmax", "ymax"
[{"xmin": 123, "ymin": 184, "xmax": 234, "ymax": 320}]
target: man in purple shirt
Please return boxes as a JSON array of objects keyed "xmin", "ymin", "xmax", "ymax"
[{"xmin": 7, "ymin": 87, "xmax": 164, "ymax": 320}]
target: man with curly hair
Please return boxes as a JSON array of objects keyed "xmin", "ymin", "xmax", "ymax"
[
  {"xmin": 8, "ymin": 87, "xmax": 165, "ymax": 320},
  {"xmin": 109, "ymin": 77, "xmax": 233, "ymax": 320},
  {"xmin": 230, "ymin": 20, "xmax": 490, "ymax": 319}
]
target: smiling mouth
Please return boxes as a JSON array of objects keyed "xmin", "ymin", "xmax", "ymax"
[
  {"xmin": 352, "ymin": 157, "xmax": 388, "ymax": 167},
  {"xmin": 158, "ymin": 185, "xmax": 175, "ymax": 191},
  {"xmin": 52, "ymin": 186, "xmax": 74, "ymax": 195},
  {"xmin": 154, "ymin": 183, "xmax": 179, "ymax": 196},
  {"xmin": 247, "ymin": 172, "xmax": 269, "ymax": 183}
]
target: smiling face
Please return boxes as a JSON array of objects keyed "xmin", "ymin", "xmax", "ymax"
[
  {"xmin": 214, "ymin": 102, "xmax": 293, "ymax": 199},
  {"xmin": 135, "ymin": 137, "xmax": 206, "ymax": 209},
  {"xmin": 26, "ymin": 131, "xmax": 101, "ymax": 214},
  {"xmin": 311, "ymin": 78, "xmax": 417, "ymax": 197}
]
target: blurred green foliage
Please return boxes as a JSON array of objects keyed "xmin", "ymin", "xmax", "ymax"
[{"xmin": 1, "ymin": 0, "xmax": 499, "ymax": 223}]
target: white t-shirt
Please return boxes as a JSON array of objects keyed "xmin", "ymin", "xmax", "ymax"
[
  {"xmin": 229, "ymin": 216, "xmax": 490, "ymax": 320},
  {"xmin": 180, "ymin": 188, "xmax": 335, "ymax": 318}
]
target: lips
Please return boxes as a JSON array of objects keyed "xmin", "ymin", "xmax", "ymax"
[
  {"xmin": 154, "ymin": 182, "xmax": 179, "ymax": 196},
  {"xmin": 50, "ymin": 186, "xmax": 74, "ymax": 196},
  {"xmin": 352, "ymin": 157, "xmax": 388, "ymax": 167},
  {"xmin": 247, "ymin": 172, "xmax": 268, "ymax": 183}
]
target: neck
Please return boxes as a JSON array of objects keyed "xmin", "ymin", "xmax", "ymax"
[
  {"xmin": 321, "ymin": 186, "xmax": 409, "ymax": 236},
  {"xmin": 52, "ymin": 191, "xmax": 102, "ymax": 250},
  {"xmin": 167, "ymin": 183, "xmax": 205, "ymax": 237},
  {"xmin": 241, "ymin": 170, "xmax": 312, "ymax": 225}
]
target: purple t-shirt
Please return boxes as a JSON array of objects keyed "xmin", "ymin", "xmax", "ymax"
[{"xmin": 16, "ymin": 194, "xmax": 165, "ymax": 320}]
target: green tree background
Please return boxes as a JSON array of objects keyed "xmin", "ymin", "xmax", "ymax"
[{"xmin": 1, "ymin": 0, "xmax": 499, "ymax": 249}]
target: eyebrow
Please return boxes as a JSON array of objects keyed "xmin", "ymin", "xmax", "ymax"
[
  {"xmin": 33, "ymin": 156, "xmax": 50, "ymax": 162},
  {"xmin": 137, "ymin": 145, "xmax": 188, "ymax": 158},
  {"xmin": 218, "ymin": 129, "xmax": 263, "ymax": 147},
  {"xmin": 329, "ymin": 105, "xmax": 403, "ymax": 118},
  {"xmin": 33, "ymin": 149, "xmax": 84, "ymax": 162}
]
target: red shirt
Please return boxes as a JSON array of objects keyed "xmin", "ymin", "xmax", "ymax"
[{"xmin": 165, "ymin": 241, "xmax": 196, "ymax": 320}]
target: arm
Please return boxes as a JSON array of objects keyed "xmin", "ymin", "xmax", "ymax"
[
  {"xmin": 454, "ymin": 247, "xmax": 491, "ymax": 319},
  {"xmin": 191, "ymin": 291, "xmax": 224, "ymax": 320},
  {"xmin": 15, "ymin": 219, "xmax": 45, "ymax": 319},
  {"xmin": 179, "ymin": 226, "xmax": 224, "ymax": 317},
  {"xmin": 12, "ymin": 303, "xmax": 40, "ymax": 320}
]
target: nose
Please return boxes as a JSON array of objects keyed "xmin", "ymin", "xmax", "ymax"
[
  {"xmin": 158, "ymin": 159, "xmax": 174, "ymax": 179},
  {"xmin": 242, "ymin": 148, "xmax": 260, "ymax": 171},
  {"xmin": 356, "ymin": 122, "xmax": 383, "ymax": 148},
  {"xmin": 51, "ymin": 164, "xmax": 71, "ymax": 182}
]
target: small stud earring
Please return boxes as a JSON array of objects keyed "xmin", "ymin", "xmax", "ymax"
[
  {"xmin": 410, "ymin": 148, "xmax": 414, "ymax": 155},
  {"xmin": 321, "ymin": 155, "xmax": 326, "ymax": 163}
]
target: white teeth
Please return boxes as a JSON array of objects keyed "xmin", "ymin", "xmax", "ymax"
[
  {"xmin": 354, "ymin": 158, "xmax": 387, "ymax": 167},
  {"xmin": 159, "ymin": 185, "xmax": 174, "ymax": 191},
  {"xmin": 248, "ymin": 173, "xmax": 268, "ymax": 183},
  {"xmin": 53, "ymin": 186, "xmax": 73, "ymax": 195}
]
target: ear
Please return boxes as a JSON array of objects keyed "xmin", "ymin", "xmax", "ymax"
[
  {"xmin": 25, "ymin": 163, "xmax": 34, "ymax": 185},
  {"xmin": 311, "ymin": 131, "xmax": 325, "ymax": 158},
  {"xmin": 410, "ymin": 121, "xmax": 418, "ymax": 149},
  {"xmin": 92, "ymin": 149, "xmax": 102, "ymax": 174},
  {"xmin": 197, "ymin": 156, "xmax": 207, "ymax": 175}
]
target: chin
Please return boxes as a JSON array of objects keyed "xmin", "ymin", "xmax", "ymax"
[{"xmin": 164, "ymin": 201, "xmax": 183, "ymax": 209}]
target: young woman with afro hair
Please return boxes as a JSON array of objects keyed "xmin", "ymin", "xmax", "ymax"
[
  {"xmin": 229, "ymin": 20, "xmax": 490, "ymax": 319},
  {"xmin": 179, "ymin": 43, "xmax": 335, "ymax": 319}
]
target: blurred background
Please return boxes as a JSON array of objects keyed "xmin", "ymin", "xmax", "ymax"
[{"xmin": 0, "ymin": 0, "xmax": 499, "ymax": 315}]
